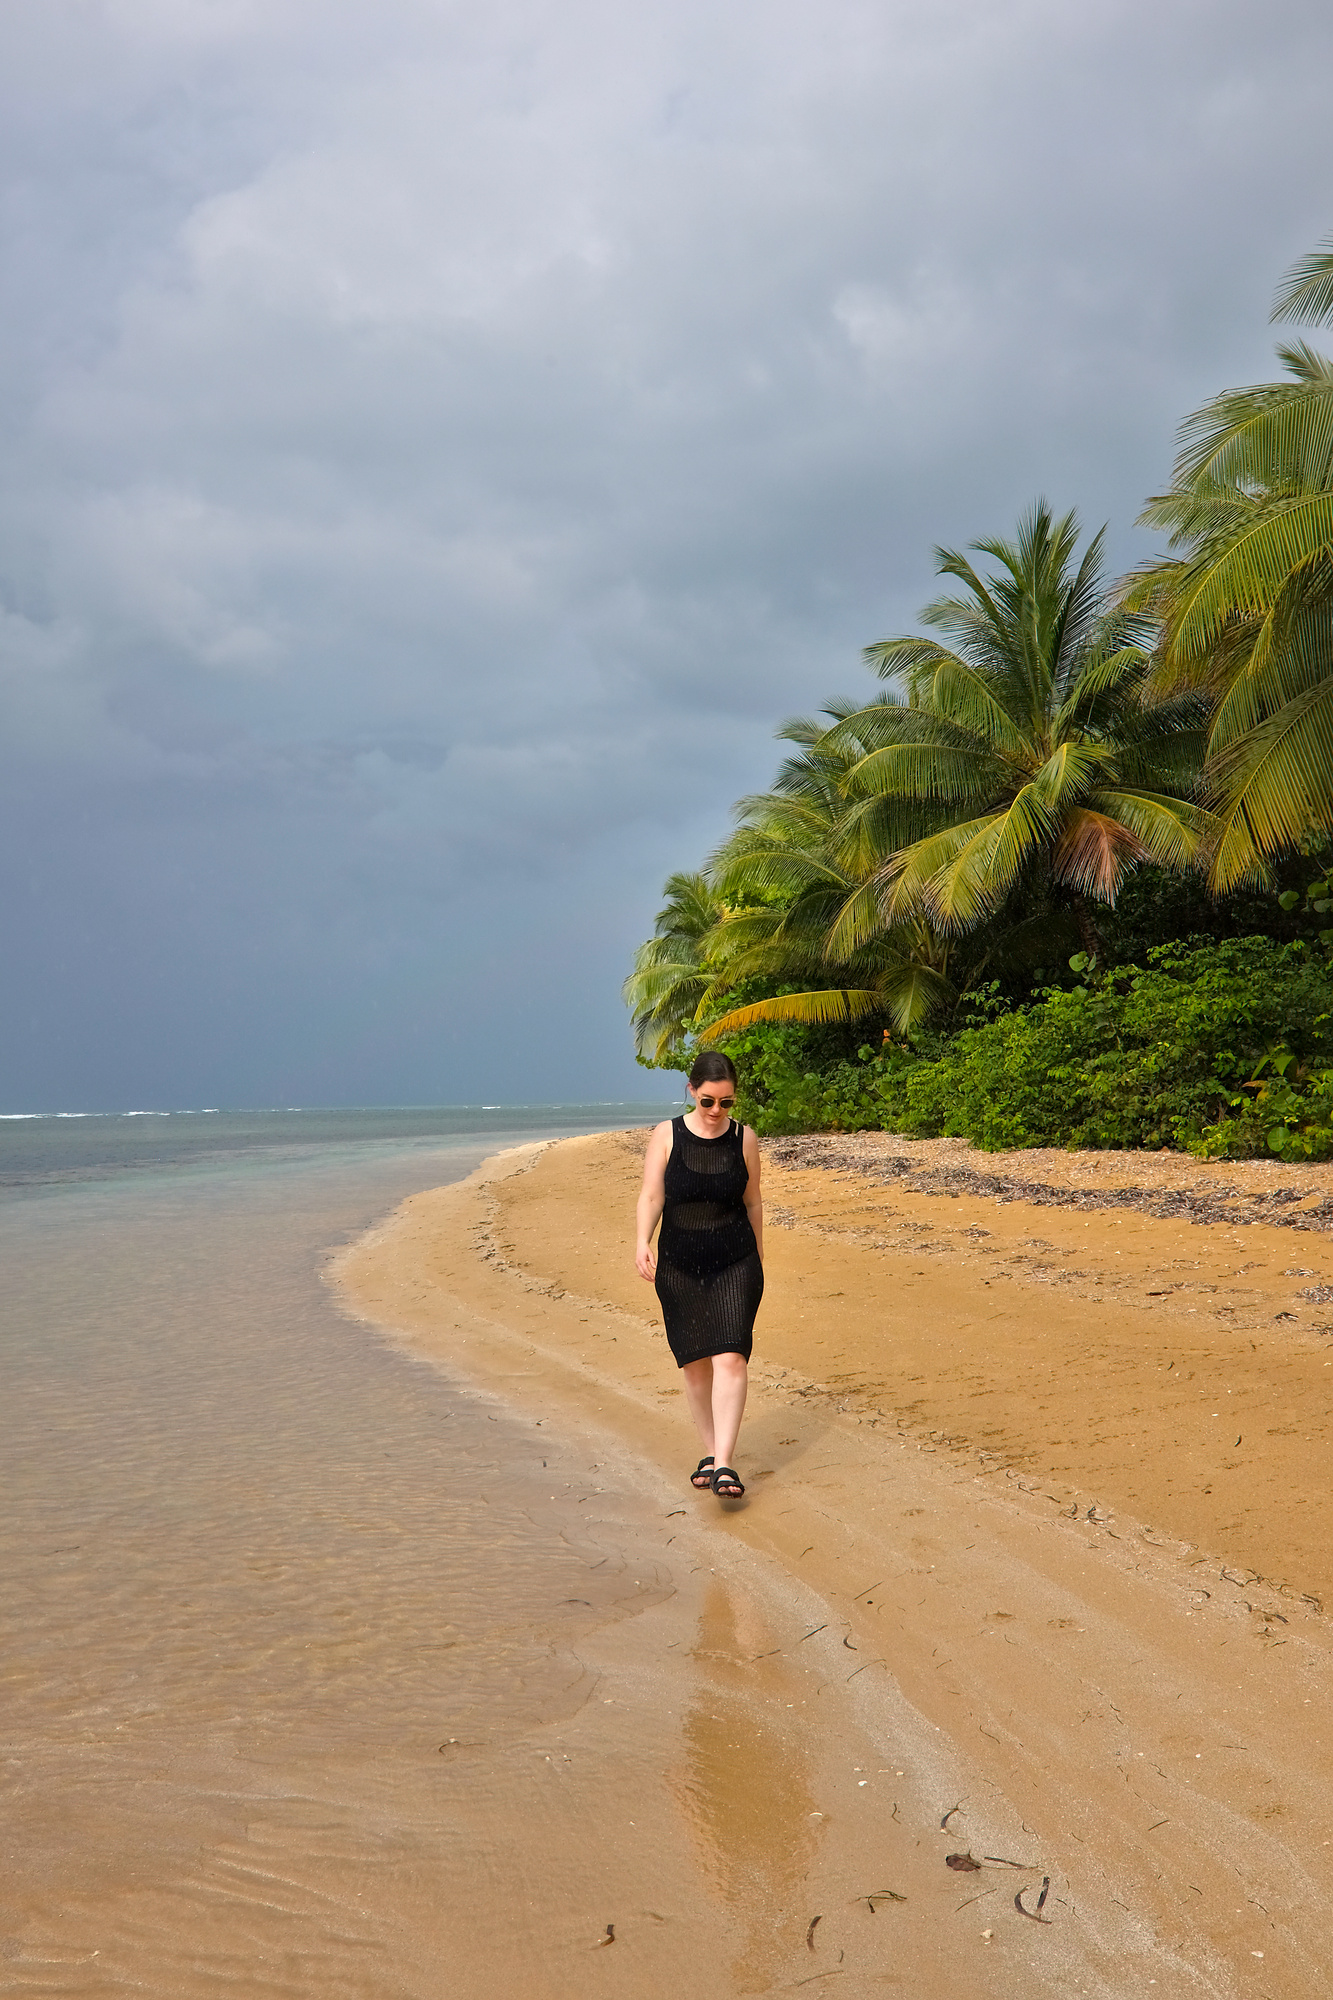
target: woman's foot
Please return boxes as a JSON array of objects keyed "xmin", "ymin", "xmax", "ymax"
[
  {"xmin": 711, "ymin": 1465, "xmax": 744, "ymax": 1498},
  {"xmin": 690, "ymin": 1455, "xmax": 716, "ymax": 1489}
]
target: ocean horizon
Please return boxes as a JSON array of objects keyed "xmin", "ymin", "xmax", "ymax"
[{"xmin": 0, "ymin": 1100, "xmax": 679, "ymax": 1193}]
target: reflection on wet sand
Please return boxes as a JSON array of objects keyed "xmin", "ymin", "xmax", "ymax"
[
  {"xmin": 673, "ymin": 1578, "xmax": 818, "ymax": 1990},
  {"xmin": 336, "ymin": 1133, "xmax": 1333, "ymax": 1996}
]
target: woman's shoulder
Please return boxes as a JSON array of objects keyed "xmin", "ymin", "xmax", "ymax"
[{"xmin": 640, "ymin": 1118, "xmax": 676, "ymax": 1175}]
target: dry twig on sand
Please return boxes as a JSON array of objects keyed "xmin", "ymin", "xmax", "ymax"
[{"xmin": 1014, "ymin": 1878, "xmax": 1052, "ymax": 1923}]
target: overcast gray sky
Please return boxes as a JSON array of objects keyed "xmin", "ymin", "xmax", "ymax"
[{"xmin": 2, "ymin": 0, "xmax": 1331, "ymax": 1110}]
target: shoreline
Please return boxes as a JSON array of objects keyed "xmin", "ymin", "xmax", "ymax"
[{"xmin": 334, "ymin": 1130, "xmax": 1333, "ymax": 1996}]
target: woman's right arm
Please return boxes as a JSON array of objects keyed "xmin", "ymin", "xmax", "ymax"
[{"xmin": 635, "ymin": 1121, "xmax": 672, "ymax": 1280}]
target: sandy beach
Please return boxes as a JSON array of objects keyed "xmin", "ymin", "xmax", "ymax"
[{"xmin": 336, "ymin": 1130, "xmax": 1333, "ymax": 1998}]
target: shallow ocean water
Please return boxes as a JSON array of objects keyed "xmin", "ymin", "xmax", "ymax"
[
  {"xmin": 0, "ymin": 1110, "xmax": 684, "ymax": 1996},
  {"xmin": 0, "ymin": 1108, "xmax": 1134, "ymax": 2000}
]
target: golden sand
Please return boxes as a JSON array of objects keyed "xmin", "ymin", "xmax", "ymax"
[{"xmin": 336, "ymin": 1131, "xmax": 1333, "ymax": 1996}]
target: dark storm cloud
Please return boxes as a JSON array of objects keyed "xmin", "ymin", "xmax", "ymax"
[{"xmin": 3, "ymin": 0, "xmax": 1332, "ymax": 1106}]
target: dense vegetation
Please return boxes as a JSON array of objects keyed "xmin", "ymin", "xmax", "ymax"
[{"xmin": 625, "ymin": 239, "xmax": 1333, "ymax": 1157}]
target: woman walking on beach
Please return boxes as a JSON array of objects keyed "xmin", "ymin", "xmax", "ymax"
[{"xmin": 635, "ymin": 1052, "xmax": 763, "ymax": 1499}]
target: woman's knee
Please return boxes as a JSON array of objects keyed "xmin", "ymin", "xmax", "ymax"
[{"xmin": 712, "ymin": 1352, "xmax": 747, "ymax": 1383}]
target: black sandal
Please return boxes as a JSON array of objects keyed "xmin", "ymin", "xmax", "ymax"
[
  {"xmin": 711, "ymin": 1465, "xmax": 745, "ymax": 1498},
  {"xmin": 690, "ymin": 1455, "xmax": 716, "ymax": 1489}
]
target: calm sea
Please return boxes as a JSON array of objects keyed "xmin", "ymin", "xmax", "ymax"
[
  {"xmin": 0, "ymin": 1103, "xmax": 678, "ymax": 1190},
  {"xmin": 0, "ymin": 1104, "xmax": 681, "ymax": 1997}
]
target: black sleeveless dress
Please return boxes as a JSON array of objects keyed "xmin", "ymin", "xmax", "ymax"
[{"xmin": 654, "ymin": 1116, "xmax": 763, "ymax": 1368}]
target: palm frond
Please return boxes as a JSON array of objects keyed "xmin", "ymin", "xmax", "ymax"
[
  {"xmin": 1086, "ymin": 788, "xmax": 1217, "ymax": 870},
  {"xmin": 1054, "ymin": 643, "xmax": 1150, "ymax": 729},
  {"xmin": 875, "ymin": 960, "xmax": 957, "ymax": 1034},
  {"xmin": 1049, "ymin": 808, "xmax": 1145, "ymax": 898},
  {"xmin": 710, "ymin": 845, "xmax": 849, "ymax": 904},
  {"xmin": 1171, "ymin": 362, "xmax": 1333, "ymax": 491},
  {"xmin": 1272, "ymin": 237, "xmax": 1333, "ymax": 327},
  {"xmin": 621, "ymin": 871, "xmax": 730, "ymax": 1059},
  {"xmin": 843, "ymin": 740, "xmax": 1003, "ymax": 804},
  {"xmin": 921, "ymin": 656, "xmax": 1038, "ymax": 752},
  {"xmin": 1049, "ymin": 526, "xmax": 1107, "ymax": 697},
  {"xmin": 822, "ymin": 698, "xmax": 975, "ymax": 756},
  {"xmin": 861, "ymin": 637, "xmax": 958, "ymax": 686},
  {"xmin": 823, "ymin": 874, "xmax": 897, "ymax": 960},
  {"xmin": 704, "ymin": 955, "xmax": 955, "ymax": 1038},
  {"xmin": 623, "ymin": 960, "xmax": 716, "ymax": 1062},
  {"xmin": 1208, "ymin": 814, "xmax": 1277, "ymax": 895},
  {"xmin": 1028, "ymin": 740, "xmax": 1103, "ymax": 809},
  {"xmin": 1204, "ymin": 576, "xmax": 1333, "ymax": 753},
  {"xmin": 703, "ymin": 988, "xmax": 891, "ymax": 1034},
  {"xmin": 923, "ymin": 548, "xmax": 1005, "ymax": 646},
  {"xmin": 831, "ymin": 788, "xmax": 958, "ymax": 878},
  {"xmin": 1164, "ymin": 493, "xmax": 1333, "ymax": 660},
  {"xmin": 922, "ymin": 786, "xmax": 1061, "ymax": 931},
  {"xmin": 649, "ymin": 871, "xmax": 717, "ymax": 941},
  {"xmin": 1207, "ymin": 672, "xmax": 1333, "ymax": 886}
]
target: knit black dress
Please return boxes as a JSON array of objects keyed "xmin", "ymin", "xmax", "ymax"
[{"xmin": 654, "ymin": 1116, "xmax": 763, "ymax": 1368}]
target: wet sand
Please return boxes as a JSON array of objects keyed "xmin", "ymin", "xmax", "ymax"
[{"xmin": 336, "ymin": 1131, "xmax": 1333, "ymax": 1998}]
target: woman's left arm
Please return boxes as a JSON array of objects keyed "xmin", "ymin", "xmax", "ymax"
[{"xmin": 742, "ymin": 1125, "xmax": 763, "ymax": 1263}]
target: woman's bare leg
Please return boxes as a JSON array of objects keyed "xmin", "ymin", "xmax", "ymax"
[
  {"xmin": 680, "ymin": 1357, "xmax": 716, "ymax": 1456},
  {"xmin": 710, "ymin": 1353, "xmax": 748, "ymax": 1471}
]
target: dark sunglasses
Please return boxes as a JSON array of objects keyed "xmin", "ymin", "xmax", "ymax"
[{"xmin": 695, "ymin": 1093, "xmax": 735, "ymax": 1109}]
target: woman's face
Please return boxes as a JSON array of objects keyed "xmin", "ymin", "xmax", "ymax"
[{"xmin": 688, "ymin": 1077, "xmax": 736, "ymax": 1133}]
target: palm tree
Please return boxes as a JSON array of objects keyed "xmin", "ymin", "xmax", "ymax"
[
  {"xmin": 628, "ymin": 505, "xmax": 1210, "ymax": 1058},
  {"xmin": 700, "ymin": 714, "xmax": 959, "ymax": 1038},
  {"xmin": 828, "ymin": 502, "xmax": 1212, "ymax": 953},
  {"xmin": 1128, "ymin": 235, "xmax": 1333, "ymax": 886},
  {"xmin": 622, "ymin": 872, "xmax": 727, "ymax": 1063}
]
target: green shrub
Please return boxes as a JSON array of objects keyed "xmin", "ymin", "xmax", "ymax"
[
  {"xmin": 715, "ymin": 936, "xmax": 1333, "ymax": 1155},
  {"xmin": 888, "ymin": 936, "xmax": 1333, "ymax": 1155},
  {"xmin": 717, "ymin": 1015, "xmax": 921, "ymax": 1135}
]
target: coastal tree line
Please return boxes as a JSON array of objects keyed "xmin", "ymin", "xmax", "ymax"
[{"xmin": 624, "ymin": 237, "xmax": 1333, "ymax": 1158}]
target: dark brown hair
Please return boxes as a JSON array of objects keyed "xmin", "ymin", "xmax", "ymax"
[{"xmin": 687, "ymin": 1049, "xmax": 738, "ymax": 1088}]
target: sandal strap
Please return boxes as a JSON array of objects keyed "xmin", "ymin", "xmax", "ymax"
[{"xmin": 711, "ymin": 1465, "xmax": 745, "ymax": 1494}]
